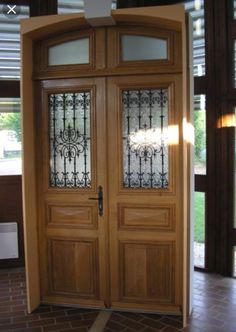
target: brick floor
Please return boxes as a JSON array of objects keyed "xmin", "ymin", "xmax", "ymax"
[{"xmin": 0, "ymin": 268, "xmax": 236, "ymax": 331}]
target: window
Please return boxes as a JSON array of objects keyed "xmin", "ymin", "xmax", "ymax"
[
  {"xmin": 0, "ymin": 98, "xmax": 21, "ymax": 175},
  {"xmin": 185, "ymin": 0, "xmax": 205, "ymax": 76},
  {"xmin": 234, "ymin": 247, "xmax": 236, "ymax": 277},
  {"xmin": 194, "ymin": 95, "xmax": 206, "ymax": 175},
  {"xmin": 0, "ymin": 5, "xmax": 29, "ymax": 175},
  {"xmin": 234, "ymin": 40, "xmax": 236, "ymax": 87},
  {"xmin": 194, "ymin": 192, "xmax": 205, "ymax": 267},
  {"xmin": 0, "ymin": 6, "xmax": 29, "ymax": 79},
  {"xmin": 58, "ymin": 0, "xmax": 83, "ymax": 14},
  {"xmin": 58, "ymin": 0, "xmax": 116, "ymax": 14},
  {"xmin": 234, "ymin": 0, "xmax": 236, "ymax": 20}
]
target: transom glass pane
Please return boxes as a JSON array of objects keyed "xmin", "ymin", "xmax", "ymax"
[
  {"xmin": 48, "ymin": 38, "xmax": 89, "ymax": 66},
  {"xmin": 49, "ymin": 92, "xmax": 91, "ymax": 188},
  {"xmin": 122, "ymin": 89, "xmax": 168, "ymax": 189},
  {"xmin": 121, "ymin": 35, "xmax": 167, "ymax": 62}
]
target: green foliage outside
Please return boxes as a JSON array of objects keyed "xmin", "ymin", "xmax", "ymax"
[
  {"xmin": 194, "ymin": 110, "xmax": 206, "ymax": 165},
  {"xmin": 194, "ymin": 192, "xmax": 205, "ymax": 243},
  {"xmin": 194, "ymin": 110, "xmax": 206, "ymax": 243},
  {"xmin": 0, "ymin": 113, "xmax": 21, "ymax": 141}
]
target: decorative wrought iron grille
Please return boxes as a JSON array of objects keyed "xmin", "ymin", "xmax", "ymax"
[
  {"xmin": 49, "ymin": 92, "xmax": 91, "ymax": 188},
  {"xmin": 122, "ymin": 88, "xmax": 168, "ymax": 189}
]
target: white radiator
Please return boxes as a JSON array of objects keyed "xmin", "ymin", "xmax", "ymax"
[{"xmin": 0, "ymin": 222, "xmax": 19, "ymax": 259}]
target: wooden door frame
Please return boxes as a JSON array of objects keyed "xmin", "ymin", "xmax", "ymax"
[{"xmin": 21, "ymin": 6, "xmax": 190, "ymax": 316}]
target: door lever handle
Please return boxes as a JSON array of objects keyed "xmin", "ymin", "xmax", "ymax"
[{"xmin": 89, "ymin": 185, "xmax": 103, "ymax": 216}]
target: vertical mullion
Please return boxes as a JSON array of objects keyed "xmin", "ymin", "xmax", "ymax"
[
  {"xmin": 52, "ymin": 94, "xmax": 57, "ymax": 186},
  {"xmin": 83, "ymin": 92, "xmax": 88, "ymax": 188},
  {"xmin": 228, "ymin": 0, "xmax": 236, "ymax": 276},
  {"xmin": 210, "ymin": 0, "xmax": 234, "ymax": 276},
  {"xmin": 201, "ymin": 0, "xmax": 217, "ymax": 273},
  {"xmin": 126, "ymin": 91, "xmax": 132, "ymax": 188},
  {"xmin": 149, "ymin": 90, "xmax": 153, "ymax": 188}
]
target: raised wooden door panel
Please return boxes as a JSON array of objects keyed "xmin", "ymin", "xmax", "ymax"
[
  {"xmin": 37, "ymin": 78, "xmax": 108, "ymax": 307},
  {"xmin": 107, "ymin": 74, "xmax": 183, "ymax": 313},
  {"xmin": 118, "ymin": 203, "xmax": 175, "ymax": 231},
  {"xmin": 119, "ymin": 241, "xmax": 175, "ymax": 303},
  {"xmin": 46, "ymin": 201, "xmax": 98, "ymax": 229},
  {"xmin": 48, "ymin": 238, "xmax": 99, "ymax": 298}
]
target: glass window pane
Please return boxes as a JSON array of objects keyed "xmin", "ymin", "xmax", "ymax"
[
  {"xmin": 0, "ymin": 98, "xmax": 22, "ymax": 175},
  {"xmin": 58, "ymin": 0, "xmax": 116, "ymax": 14},
  {"xmin": 122, "ymin": 89, "xmax": 168, "ymax": 189},
  {"xmin": 48, "ymin": 38, "xmax": 89, "ymax": 66},
  {"xmin": 58, "ymin": 0, "xmax": 84, "ymax": 14},
  {"xmin": 121, "ymin": 35, "xmax": 167, "ymax": 62},
  {"xmin": 233, "ymin": 247, "xmax": 236, "ymax": 277},
  {"xmin": 0, "ymin": 5, "xmax": 29, "ymax": 79},
  {"xmin": 194, "ymin": 192, "xmax": 205, "ymax": 268},
  {"xmin": 234, "ymin": 0, "xmax": 236, "ymax": 19},
  {"xmin": 194, "ymin": 94, "xmax": 206, "ymax": 175},
  {"xmin": 234, "ymin": 107, "xmax": 236, "ymax": 228},
  {"xmin": 49, "ymin": 92, "xmax": 91, "ymax": 188},
  {"xmin": 185, "ymin": 0, "xmax": 205, "ymax": 77},
  {"xmin": 234, "ymin": 40, "xmax": 236, "ymax": 88}
]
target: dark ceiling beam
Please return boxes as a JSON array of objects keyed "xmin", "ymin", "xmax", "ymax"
[
  {"xmin": 117, "ymin": 0, "xmax": 188, "ymax": 8},
  {"xmin": 0, "ymin": 0, "xmax": 29, "ymax": 4},
  {"xmin": 30, "ymin": 0, "xmax": 57, "ymax": 16},
  {"xmin": 0, "ymin": 81, "xmax": 20, "ymax": 98}
]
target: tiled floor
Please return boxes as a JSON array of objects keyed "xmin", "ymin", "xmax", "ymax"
[{"xmin": 0, "ymin": 268, "xmax": 236, "ymax": 331}]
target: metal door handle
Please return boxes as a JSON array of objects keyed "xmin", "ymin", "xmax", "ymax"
[{"xmin": 89, "ymin": 186, "xmax": 103, "ymax": 216}]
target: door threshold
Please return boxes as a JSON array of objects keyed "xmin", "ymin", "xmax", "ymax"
[{"xmin": 89, "ymin": 309, "xmax": 112, "ymax": 332}]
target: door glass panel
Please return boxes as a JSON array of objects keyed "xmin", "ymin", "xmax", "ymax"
[
  {"xmin": 194, "ymin": 191, "xmax": 205, "ymax": 268},
  {"xmin": 48, "ymin": 38, "xmax": 89, "ymax": 66},
  {"xmin": 194, "ymin": 94, "xmax": 206, "ymax": 174},
  {"xmin": 122, "ymin": 89, "xmax": 168, "ymax": 189},
  {"xmin": 121, "ymin": 35, "xmax": 167, "ymax": 62},
  {"xmin": 49, "ymin": 92, "xmax": 91, "ymax": 188}
]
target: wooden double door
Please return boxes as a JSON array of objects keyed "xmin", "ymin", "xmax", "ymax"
[{"xmin": 37, "ymin": 73, "xmax": 183, "ymax": 315}]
